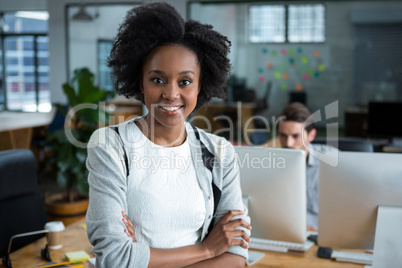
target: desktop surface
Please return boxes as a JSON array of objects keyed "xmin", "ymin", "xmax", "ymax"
[
  {"xmin": 2, "ymin": 218, "xmax": 370, "ymax": 268},
  {"xmin": 2, "ymin": 219, "xmax": 93, "ymax": 268}
]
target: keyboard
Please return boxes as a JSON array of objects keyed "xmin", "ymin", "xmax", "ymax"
[
  {"xmin": 249, "ymin": 237, "xmax": 314, "ymax": 253},
  {"xmin": 332, "ymin": 251, "xmax": 373, "ymax": 265}
]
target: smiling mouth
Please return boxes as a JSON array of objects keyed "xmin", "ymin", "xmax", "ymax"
[{"xmin": 160, "ymin": 106, "xmax": 182, "ymax": 111}]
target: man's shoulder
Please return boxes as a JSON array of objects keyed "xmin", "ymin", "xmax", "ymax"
[
  {"xmin": 308, "ymin": 143, "xmax": 339, "ymax": 167},
  {"xmin": 310, "ymin": 142, "xmax": 339, "ymax": 153}
]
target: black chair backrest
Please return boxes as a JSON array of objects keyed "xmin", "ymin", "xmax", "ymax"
[
  {"xmin": 249, "ymin": 132, "xmax": 269, "ymax": 145},
  {"xmin": 312, "ymin": 137, "xmax": 374, "ymax": 152},
  {"xmin": 0, "ymin": 149, "xmax": 48, "ymax": 257}
]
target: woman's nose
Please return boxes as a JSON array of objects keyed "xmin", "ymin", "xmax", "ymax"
[{"xmin": 163, "ymin": 84, "xmax": 180, "ymax": 100}]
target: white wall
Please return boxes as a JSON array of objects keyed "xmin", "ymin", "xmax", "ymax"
[
  {"xmin": 190, "ymin": 3, "xmax": 238, "ymax": 70},
  {"xmin": 68, "ymin": 4, "xmax": 137, "ymax": 77}
]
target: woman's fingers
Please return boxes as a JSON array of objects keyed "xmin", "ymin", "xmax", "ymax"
[
  {"xmin": 122, "ymin": 211, "xmax": 136, "ymax": 242},
  {"xmin": 225, "ymin": 218, "xmax": 252, "ymax": 231},
  {"xmin": 218, "ymin": 210, "xmax": 245, "ymax": 224},
  {"xmin": 219, "ymin": 211, "xmax": 251, "ymax": 247},
  {"xmin": 201, "ymin": 210, "xmax": 251, "ymax": 256},
  {"xmin": 228, "ymin": 236, "xmax": 249, "ymax": 249},
  {"xmin": 231, "ymin": 229, "xmax": 251, "ymax": 243},
  {"xmin": 217, "ymin": 211, "xmax": 252, "ymax": 232},
  {"xmin": 220, "ymin": 230, "xmax": 250, "ymax": 249},
  {"xmin": 123, "ymin": 211, "xmax": 134, "ymax": 229}
]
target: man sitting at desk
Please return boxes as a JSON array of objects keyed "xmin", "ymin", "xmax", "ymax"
[{"xmin": 261, "ymin": 102, "xmax": 337, "ymax": 231}]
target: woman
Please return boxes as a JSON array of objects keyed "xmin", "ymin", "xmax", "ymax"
[{"xmin": 86, "ymin": 2, "xmax": 251, "ymax": 267}]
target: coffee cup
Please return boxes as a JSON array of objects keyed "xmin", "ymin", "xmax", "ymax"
[{"xmin": 44, "ymin": 221, "xmax": 65, "ymax": 250}]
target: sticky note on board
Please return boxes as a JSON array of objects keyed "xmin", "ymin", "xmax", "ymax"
[{"xmin": 65, "ymin": 250, "xmax": 91, "ymax": 263}]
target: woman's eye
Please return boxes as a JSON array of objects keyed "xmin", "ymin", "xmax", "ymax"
[
  {"xmin": 151, "ymin": 78, "xmax": 164, "ymax": 84},
  {"xmin": 180, "ymin": 79, "xmax": 192, "ymax": 86}
]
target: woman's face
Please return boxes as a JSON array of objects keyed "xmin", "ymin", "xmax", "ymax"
[{"xmin": 141, "ymin": 45, "xmax": 201, "ymax": 129}]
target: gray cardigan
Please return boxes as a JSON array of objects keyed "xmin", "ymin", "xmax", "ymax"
[{"xmin": 86, "ymin": 120, "xmax": 250, "ymax": 267}]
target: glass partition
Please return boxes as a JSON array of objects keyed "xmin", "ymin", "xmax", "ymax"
[
  {"xmin": 189, "ymin": 1, "xmax": 402, "ymax": 131},
  {"xmin": 67, "ymin": 4, "xmax": 138, "ymax": 90}
]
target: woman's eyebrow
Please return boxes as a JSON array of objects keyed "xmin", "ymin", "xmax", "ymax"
[
  {"xmin": 179, "ymin": 70, "xmax": 195, "ymax": 75},
  {"xmin": 147, "ymin": 70, "xmax": 195, "ymax": 75},
  {"xmin": 148, "ymin": 70, "xmax": 164, "ymax": 75}
]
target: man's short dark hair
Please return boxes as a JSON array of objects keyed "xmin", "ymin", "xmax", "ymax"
[{"xmin": 279, "ymin": 102, "xmax": 315, "ymax": 133}]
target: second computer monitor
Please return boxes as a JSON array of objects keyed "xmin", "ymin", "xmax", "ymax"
[
  {"xmin": 235, "ymin": 146, "xmax": 306, "ymax": 243},
  {"xmin": 318, "ymin": 151, "xmax": 402, "ymax": 250}
]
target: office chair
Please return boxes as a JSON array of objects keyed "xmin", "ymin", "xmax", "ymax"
[
  {"xmin": 31, "ymin": 104, "xmax": 68, "ymax": 165},
  {"xmin": 0, "ymin": 149, "xmax": 48, "ymax": 258},
  {"xmin": 249, "ymin": 132, "xmax": 269, "ymax": 145},
  {"xmin": 312, "ymin": 137, "xmax": 374, "ymax": 152}
]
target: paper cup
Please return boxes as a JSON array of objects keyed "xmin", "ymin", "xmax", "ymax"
[{"xmin": 44, "ymin": 221, "xmax": 65, "ymax": 250}]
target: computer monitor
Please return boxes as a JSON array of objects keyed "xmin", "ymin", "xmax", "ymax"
[
  {"xmin": 235, "ymin": 146, "xmax": 306, "ymax": 243},
  {"xmin": 318, "ymin": 151, "xmax": 402, "ymax": 250},
  {"xmin": 367, "ymin": 101, "xmax": 402, "ymax": 140}
]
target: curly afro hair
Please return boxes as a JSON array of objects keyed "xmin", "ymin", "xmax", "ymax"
[{"xmin": 108, "ymin": 2, "xmax": 231, "ymax": 110}]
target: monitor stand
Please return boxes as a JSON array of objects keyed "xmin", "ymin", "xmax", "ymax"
[{"xmin": 372, "ymin": 205, "xmax": 402, "ymax": 267}]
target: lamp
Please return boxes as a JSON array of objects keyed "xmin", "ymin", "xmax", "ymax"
[
  {"xmin": 2, "ymin": 230, "xmax": 52, "ymax": 268},
  {"xmin": 72, "ymin": 4, "xmax": 93, "ymax": 21}
]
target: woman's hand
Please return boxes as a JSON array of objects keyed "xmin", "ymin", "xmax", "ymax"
[
  {"xmin": 122, "ymin": 211, "xmax": 136, "ymax": 242},
  {"xmin": 201, "ymin": 210, "xmax": 251, "ymax": 258}
]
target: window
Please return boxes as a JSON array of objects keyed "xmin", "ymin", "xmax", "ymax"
[
  {"xmin": 249, "ymin": 4, "xmax": 325, "ymax": 43},
  {"xmin": 288, "ymin": 5, "xmax": 325, "ymax": 42},
  {"xmin": 249, "ymin": 5, "xmax": 285, "ymax": 43},
  {"xmin": 0, "ymin": 11, "xmax": 50, "ymax": 112},
  {"xmin": 97, "ymin": 40, "xmax": 114, "ymax": 91}
]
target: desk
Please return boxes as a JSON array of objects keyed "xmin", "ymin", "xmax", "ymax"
[
  {"xmin": 1, "ymin": 219, "xmax": 93, "ymax": 268},
  {"xmin": 2, "ymin": 217, "xmax": 365, "ymax": 268},
  {"xmin": 248, "ymin": 248, "xmax": 365, "ymax": 267},
  {"xmin": 0, "ymin": 110, "xmax": 55, "ymax": 151}
]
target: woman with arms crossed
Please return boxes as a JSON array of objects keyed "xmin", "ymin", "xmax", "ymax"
[{"xmin": 86, "ymin": 2, "xmax": 251, "ymax": 267}]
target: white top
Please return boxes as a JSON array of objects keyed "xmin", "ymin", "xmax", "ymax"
[
  {"xmin": 86, "ymin": 120, "xmax": 250, "ymax": 267},
  {"xmin": 126, "ymin": 124, "xmax": 206, "ymax": 248}
]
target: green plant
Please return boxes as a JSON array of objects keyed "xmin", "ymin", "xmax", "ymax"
[{"xmin": 45, "ymin": 67, "xmax": 112, "ymax": 202}]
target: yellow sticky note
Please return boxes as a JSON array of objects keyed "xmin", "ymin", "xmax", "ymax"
[{"xmin": 65, "ymin": 251, "xmax": 90, "ymax": 263}]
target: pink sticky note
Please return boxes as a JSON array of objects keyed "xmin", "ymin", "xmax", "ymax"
[
  {"xmin": 280, "ymin": 49, "xmax": 287, "ymax": 55},
  {"xmin": 259, "ymin": 75, "xmax": 266, "ymax": 82},
  {"xmin": 302, "ymin": 74, "xmax": 309, "ymax": 81}
]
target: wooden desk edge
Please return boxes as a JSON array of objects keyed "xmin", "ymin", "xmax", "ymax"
[{"xmin": 3, "ymin": 218, "xmax": 366, "ymax": 268}]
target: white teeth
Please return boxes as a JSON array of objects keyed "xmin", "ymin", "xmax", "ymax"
[{"xmin": 161, "ymin": 106, "xmax": 181, "ymax": 111}]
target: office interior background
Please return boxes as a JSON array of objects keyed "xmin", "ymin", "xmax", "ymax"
[
  {"xmin": 2, "ymin": 1, "xmax": 402, "ymax": 265},
  {"xmin": 1, "ymin": 0, "xmax": 402, "ymax": 138}
]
